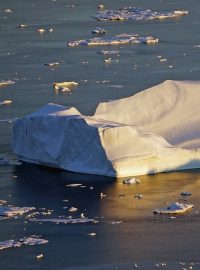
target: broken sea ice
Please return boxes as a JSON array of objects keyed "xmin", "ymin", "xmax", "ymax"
[
  {"xmin": 68, "ymin": 34, "xmax": 159, "ymax": 47},
  {"xmin": 153, "ymin": 202, "xmax": 193, "ymax": 215},
  {"xmin": 94, "ymin": 7, "xmax": 188, "ymax": 21}
]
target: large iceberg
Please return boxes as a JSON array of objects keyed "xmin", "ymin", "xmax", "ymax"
[{"xmin": 12, "ymin": 80, "xmax": 200, "ymax": 177}]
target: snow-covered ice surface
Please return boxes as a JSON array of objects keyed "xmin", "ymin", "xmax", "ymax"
[
  {"xmin": 94, "ymin": 7, "xmax": 188, "ymax": 21},
  {"xmin": 0, "ymin": 206, "xmax": 35, "ymax": 217},
  {"xmin": 153, "ymin": 202, "xmax": 193, "ymax": 215},
  {"xmin": 0, "ymin": 236, "xmax": 48, "ymax": 251},
  {"xmin": 12, "ymin": 80, "xmax": 200, "ymax": 177},
  {"xmin": 68, "ymin": 34, "xmax": 158, "ymax": 47}
]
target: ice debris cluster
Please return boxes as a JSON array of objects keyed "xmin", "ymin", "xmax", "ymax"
[
  {"xmin": 68, "ymin": 34, "xmax": 158, "ymax": 47},
  {"xmin": 0, "ymin": 236, "xmax": 48, "ymax": 251},
  {"xmin": 94, "ymin": 7, "xmax": 188, "ymax": 21}
]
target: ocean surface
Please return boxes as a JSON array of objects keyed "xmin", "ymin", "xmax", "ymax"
[{"xmin": 1, "ymin": 0, "xmax": 200, "ymax": 269}]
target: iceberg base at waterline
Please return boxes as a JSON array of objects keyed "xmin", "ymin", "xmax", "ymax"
[{"xmin": 12, "ymin": 80, "xmax": 200, "ymax": 177}]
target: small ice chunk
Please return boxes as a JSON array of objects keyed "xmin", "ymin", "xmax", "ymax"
[
  {"xmin": 110, "ymin": 221, "xmax": 122, "ymax": 224},
  {"xmin": 123, "ymin": 177, "xmax": 140, "ymax": 184},
  {"xmin": 97, "ymin": 50, "xmax": 120, "ymax": 55},
  {"xmin": 68, "ymin": 207, "xmax": 78, "ymax": 212},
  {"xmin": 100, "ymin": 192, "xmax": 106, "ymax": 198},
  {"xmin": 36, "ymin": 254, "xmax": 44, "ymax": 260},
  {"xmin": 180, "ymin": 191, "xmax": 192, "ymax": 196},
  {"xmin": 0, "ymin": 80, "xmax": 15, "ymax": 87},
  {"xmin": 17, "ymin": 24, "xmax": 28, "ymax": 28},
  {"xmin": 44, "ymin": 62, "xmax": 59, "ymax": 67},
  {"xmin": 0, "ymin": 206, "xmax": 35, "ymax": 217},
  {"xmin": 54, "ymin": 81, "xmax": 78, "ymax": 92},
  {"xmin": 88, "ymin": 232, "xmax": 96, "ymax": 236},
  {"xmin": 0, "ymin": 100, "xmax": 12, "ymax": 106},
  {"xmin": 134, "ymin": 194, "xmax": 143, "ymax": 199},
  {"xmin": 4, "ymin": 9, "xmax": 13, "ymax": 13},
  {"xmin": 20, "ymin": 236, "xmax": 48, "ymax": 246},
  {"xmin": 66, "ymin": 183, "xmax": 82, "ymax": 187},
  {"xmin": 92, "ymin": 27, "xmax": 107, "ymax": 34},
  {"xmin": 153, "ymin": 202, "xmax": 193, "ymax": 214},
  {"xmin": 0, "ymin": 240, "xmax": 21, "ymax": 250},
  {"xmin": 98, "ymin": 4, "xmax": 104, "ymax": 10},
  {"xmin": 37, "ymin": 28, "xmax": 46, "ymax": 33}
]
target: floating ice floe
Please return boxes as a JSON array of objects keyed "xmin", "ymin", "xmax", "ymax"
[
  {"xmin": 0, "ymin": 100, "xmax": 12, "ymax": 106},
  {"xmin": 53, "ymin": 81, "xmax": 78, "ymax": 92},
  {"xmin": 123, "ymin": 177, "xmax": 140, "ymax": 184},
  {"xmin": 12, "ymin": 80, "xmax": 200, "ymax": 177},
  {"xmin": 0, "ymin": 80, "xmax": 15, "ymax": 87},
  {"xmin": 0, "ymin": 206, "xmax": 35, "ymax": 217},
  {"xmin": 97, "ymin": 50, "xmax": 120, "ymax": 55},
  {"xmin": 44, "ymin": 62, "xmax": 59, "ymax": 67},
  {"xmin": 0, "ymin": 156, "xmax": 21, "ymax": 166},
  {"xmin": 153, "ymin": 202, "xmax": 193, "ymax": 215},
  {"xmin": 17, "ymin": 24, "xmax": 28, "ymax": 28},
  {"xmin": 92, "ymin": 27, "xmax": 107, "ymax": 34},
  {"xmin": 68, "ymin": 34, "xmax": 159, "ymax": 47},
  {"xmin": 180, "ymin": 191, "xmax": 192, "ymax": 196},
  {"xmin": 66, "ymin": 183, "xmax": 83, "ymax": 187},
  {"xmin": 0, "ymin": 236, "xmax": 48, "ymax": 251},
  {"xmin": 94, "ymin": 7, "xmax": 188, "ymax": 21},
  {"xmin": 30, "ymin": 217, "xmax": 97, "ymax": 224}
]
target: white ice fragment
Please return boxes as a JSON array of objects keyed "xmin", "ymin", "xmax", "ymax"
[
  {"xmin": 97, "ymin": 50, "xmax": 120, "ymax": 55},
  {"xmin": 0, "ymin": 236, "xmax": 48, "ymax": 251},
  {"xmin": 0, "ymin": 206, "xmax": 35, "ymax": 217},
  {"xmin": 30, "ymin": 218, "xmax": 96, "ymax": 224},
  {"xmin": 123, "ymin": 177, "xmax": 140, "ymax": 184},
  {"xmin": 88, "ymin": 232, "xmax": 96, "ymax": 236},
  {"xmin": 20, "ymin": 236, "xmax": 48, "ymax": 246},
  {"xmin": 17, "ymin": 24, "xmax": 28, "ymax": 28},
  {"xmin": 94, "ymin": 7, "xmax": 188, "ymax": 21},
  {"xmin": 109, "ymin": 85, "xmax": 123, "ymax": 88},
  {"xmin": 68, "ymin": 34, "xmax": 158, "ymax": 47},
  {"xmin": 0, "ymin": 80, "xmax": 15, "ymax": 87},
  {"xmin": 36, "ymin": 254, "xmax": 44, "ymax": 260},
  {"xmin": 66, "ymin": 183, "xmax": 82, "ymax": 187},
  {"xmin": 0, "ymin": 240, "xmax": 21, "ymax": 250},
  {"xmin": 104, "ymin": 58, "xmax": 112, "ymax": 64},
  {"xmin": 160, "ymin": 58, "xmax": 167, "ymax": 62},
  {"xmin": 4, "ymin": 9, "xmax": 13, "ymax": 13},
  {"xmin": 37, "ymin": 28, "xmax": 46, "ymax": 33},
  {"xmin": 134, "ymin": 194, "xmax": 143, "ymax": 199},
  {"xmin": 68, "ymin": 207, "xmax": 78, "ymax": 212},
  {"xmin": 54, "ymin": 81, "xmax": 78, "ymax": 92},
  {"xmin": 92, "ymin": 27, "xmax": 107, "ymax": 34},
  {"xmin": 110, "ymin": 221, "xmax": 122, "ymax": 224},
  {"xmin": 44, "ymin": 62, "xmax": 59, "ymax": 67},
  {"xmin": 98, "ymin": 4, "xmax": 104, "ymax": 10},
  {"xmin": 100, "ymin": 192, "xmax": 106, "ymax": 198},
  {"xmin": 0, "ymin": 100, "xmax": 12, "ymax": 106},
  {"xmin": 180, "ymin": 192, "xmax": 192, "ymax": 196},
  {"xmin": 153, "ymin": 202, "xmax": 193, "ymax": 214}
]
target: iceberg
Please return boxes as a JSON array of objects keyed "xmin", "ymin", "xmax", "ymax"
[{"xmin": 12, "ymin": 80, "xmax": 200, "ymax": 177}]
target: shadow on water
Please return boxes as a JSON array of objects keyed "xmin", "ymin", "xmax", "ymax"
[{"xmin": 11, "ymin": 163, "xmax": 116, "ymax": 211}]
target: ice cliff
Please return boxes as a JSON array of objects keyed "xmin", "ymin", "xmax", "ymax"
[{"xmin": 12, "ymin": 80, "xmax": 200, "ymax": 177}]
